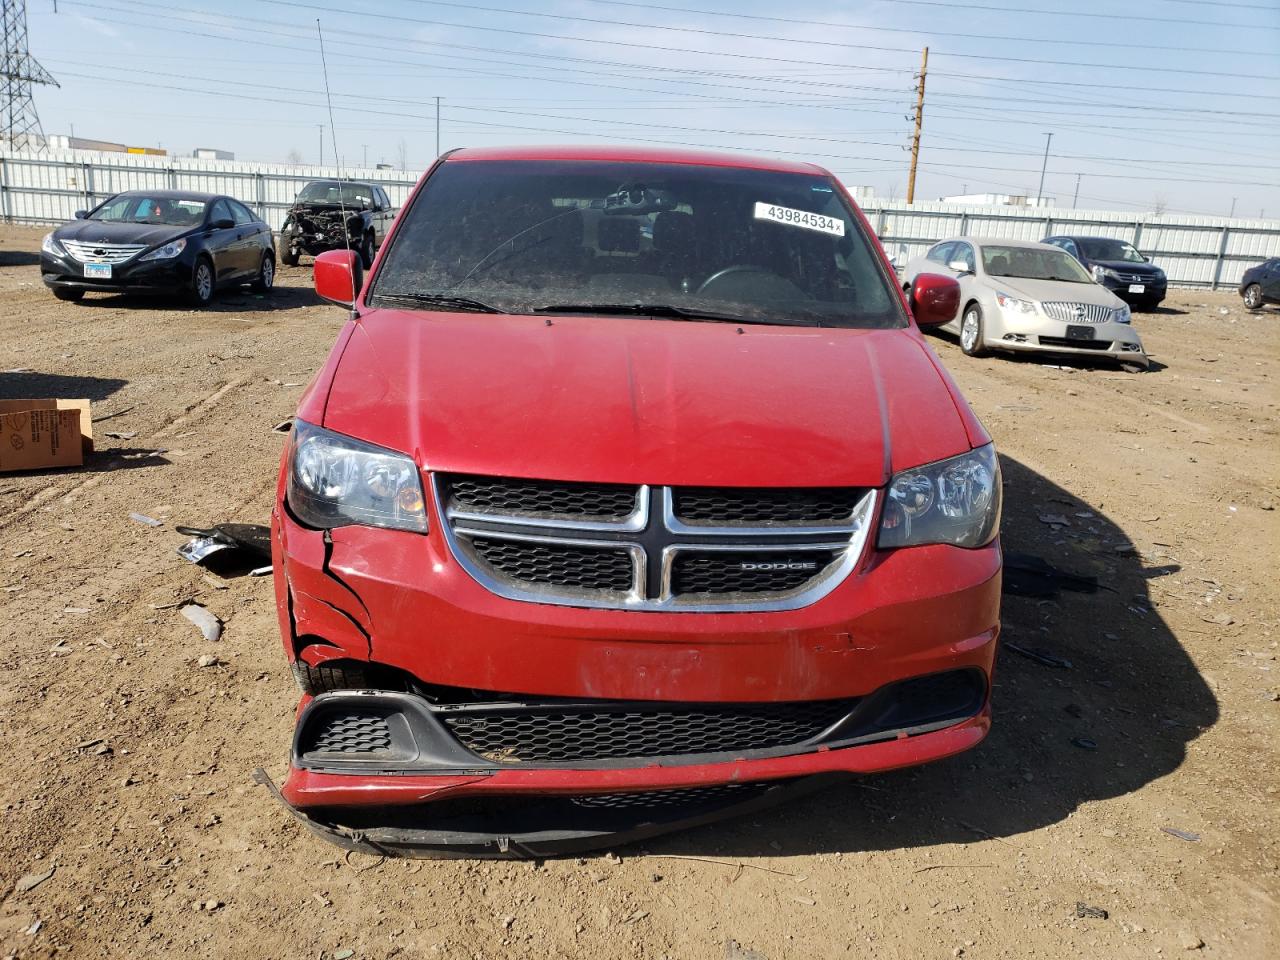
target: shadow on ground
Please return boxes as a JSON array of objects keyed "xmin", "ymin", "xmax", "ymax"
[
  {"xmin": 0, "ymin": 251, "xmax": 40, "ymax": 267},
  {"xmin": 66, "ymin": 283, "xmax": 320, "ymax": 313},
  {"xmin": 654, "ymin": 454, "xmax": 1218, "ymax": 856},
  {"xmin": 0, "ymin": 371, "xmax": 127, "ymax": 403}
]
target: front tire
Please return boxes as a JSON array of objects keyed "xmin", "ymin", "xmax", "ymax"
[
  {"xmin": 1243, "ymin": 284, "xmax": 1264, "ymax": 310},
  {"xmin": 291, "ymin": 660, "xmax": 371, "ymax": 695},
  {"xmin": 188, "ymin": 257, "xmax": 215, "ymax": 307},
  {"xmin": 960, "ymin": 303, "xmax": 988, "ymax": 357},
  {"xmin": 358, "ymin": 232, "xmax": 375, "ymax": 270},
  {"xmin": 252, "ymin": 252, "xmax": 275, "ymax": 293},
  {"xmin": 52, "ymin": 287, "xmax": 84, "ymax": 302}
]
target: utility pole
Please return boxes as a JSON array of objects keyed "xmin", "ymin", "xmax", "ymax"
[
  {"xmin": 361, "ymin": 143, "xmax": 367, "ymax": 167},
  {"xmin": 1, "ymin": 0, "xmax": 59, "ymax": 151},
  {"xmin": 1072, "ymin": 173, "xmax": 1081, "ymax": 209},
  {"xmin": 317, "ymin": 124, "xmax": 324, "ymax": 166},
  {"xmin": 435, "ymin": 96, "xmax": 441, "ymax": 158},
  {"xmin": 1035, "ymin": 132, "xmax": 1053, "ymax": 206},
  {"xmin": 906, "ymin": 47, "xmax": 927, "ymax": 205},
  {"xmin": 1229, "ymin": 197, "xmax": 1237, "ymax": 218}
]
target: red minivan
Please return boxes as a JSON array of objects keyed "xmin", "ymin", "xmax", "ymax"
[{"xmin": 264, "ymin": 146, "xmax": 1000, "ymax": 857}]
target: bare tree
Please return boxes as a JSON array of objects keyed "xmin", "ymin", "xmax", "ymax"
[
  {"xmin": 397, "ymin": 139, "xmax": 408, "ymax": 172},
  {"xmin": 286, "ymin": 148, "xmax": 303, "ymax": 165},
  {"xmin": 886, "ymin": 182, "xmax": 900, "ymax": 202},
  {"xmin": 1153, "ymin": 195, "xmax": 1168, "ymax": 216}
]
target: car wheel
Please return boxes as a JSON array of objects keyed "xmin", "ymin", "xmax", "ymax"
[
  {"xmin": 291, "ymin": 660, "xmax": 371, "ymax": 695},
  {"xmin": 52, "ymin": 287, "xmax": 85, "ymax": 302},
  {"xmin": 252, "ymin": 252, "xmax": 275, "ymax": 293},
  {"xmin": 358, "ymin": 232, "xmax": 375, "ymax": 270},
  {"xmin": 189, "ymin": 257, "xmax": 215, "ymax": 307},
  {"xmin": 1243, "ymin": 284, "xmax": 1264, "ymax": 310},
  {"xmin": 960, "ymin": 303, "xmax": 988, "ymax": 357},
  {"xmin": 280, "ymin": 244, "xmax": 300, "ymax": 267}
]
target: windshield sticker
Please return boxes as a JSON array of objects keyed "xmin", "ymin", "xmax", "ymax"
[{"xmin": 753, "ymin": 202, "xmax": 845, "ymax": 237}]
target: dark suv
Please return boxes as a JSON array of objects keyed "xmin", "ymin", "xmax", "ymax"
[
  {"xmin": 1043, "ymin": 235, "xmax": 1166, "ymax": 310},
  {"xmin": 279, "ymin": 180, "xmax": 396, "ymax": 268}
]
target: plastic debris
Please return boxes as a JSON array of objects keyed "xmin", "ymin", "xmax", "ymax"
[
  {"xmin": 1161, "ymin": 826, "xmax": 1201, "ymax": 842},
  {"xmin": 14, "ymin": 866, "xmax": 55, "ymax": 894},
  {"xmin": 1075, "ymin": 902, "xmax": 1108, "ymax": 920},
  {"xmin": 129, "ymin": 512, "xmax": 164, "ymax": 528},
  {"xmin": 181, "ymin": 603, "xmax": 223, "ymax": 642},
  {"xmin": 176, "ymin": 523, "xmax": 271, "ymax": 576},
  {"xmin": 1071, "ymin": 737, "xmax": 1098, "ymax": 750},
  {"xmin": 1004, "ymin": 642, "xmax": 1072, "ymax": 670}
]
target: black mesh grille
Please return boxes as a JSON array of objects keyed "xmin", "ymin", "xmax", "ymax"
[
  {"xmin": 570, "ymin": 784, "xmax": 756, "ymax": 810},
  {"xmin": 442, "ymin": 700, "xmax": 853, "ymax": 763},
  {"xmin": 674, "ymin": 487, "xmax": 863, "ymax": 525},
  {"xmin": 306, "ymin": 713, "xmax": 392, "ymax": 754},
  {"xmin": 1038, "ymin": 336, "xmax": 1113, "ymax": 351},
  {"xmin": 447, "ymin": 474, "xmax": 638, "ymax": 521},
  {"xmin": 469, "ymin": 537, "xmax": 633, "ymax": 592},
  {"xmin": 671, "ymin": 550, "xmax": 839, "ymax": 595}
]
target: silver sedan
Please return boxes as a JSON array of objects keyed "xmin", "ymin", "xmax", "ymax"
[{"xmin": 902, "ymin": 237, "xmax": 1148, "ymax": 368}]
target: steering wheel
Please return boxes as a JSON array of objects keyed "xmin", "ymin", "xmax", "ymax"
[{"xmin": 696, "ymin": 264, "xmax": 782, "ymax": 297}]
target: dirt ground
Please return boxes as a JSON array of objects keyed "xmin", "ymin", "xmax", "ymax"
[{"xmin": 0, "ymin": 223, "xmax": 1276, "ymax": 959}]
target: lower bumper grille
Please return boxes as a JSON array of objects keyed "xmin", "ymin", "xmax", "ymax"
[
  {"xmin": 1039, "ymin": 336, "xmax": 1113, "ymax": 351},
  {"xmin": 307, "ymin": 712, "xmax": 393, "ymax": 754},
  {"xmin": 441, "ymin": 700, "xmax": 856, "ymax": 763}
]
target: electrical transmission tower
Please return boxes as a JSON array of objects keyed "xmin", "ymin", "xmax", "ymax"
[{"xmin": 2, "ymin": 0, "xmax": 58, "ymax": 152}]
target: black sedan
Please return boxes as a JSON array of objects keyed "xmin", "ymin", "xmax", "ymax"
[
  {"xmin": 1239, "ymin": 257, "xmax": 1280, "ymax": 310},
  {"xmin": 1042, "ymin": 235, "xmax": 1167, "ymax": 310},
  {"xmin": 40, "ymin": 190, "xmax": 276, "ymax": 307}
]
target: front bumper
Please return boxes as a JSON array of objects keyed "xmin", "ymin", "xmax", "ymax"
[
  {"xmin": 984, "ymin": 306, "xmax": 1149, "ymax": 366},
  {"xmin": 1100, "ymin": 277, "xmax": 1166, "ymax": 306},
  {"xmin": 40, "ymin": 252, "xmax": 191, "ymax": 295}
]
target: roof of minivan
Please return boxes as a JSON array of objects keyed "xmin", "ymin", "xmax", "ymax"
[{"xmin": 445, "ymin": 145, "xmax": 827, "ymax": 176}]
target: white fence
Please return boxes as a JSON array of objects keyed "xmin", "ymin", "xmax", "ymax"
[{"xmin": 3, "ymin": 149, "xmax": 1278, "ymax": 289}]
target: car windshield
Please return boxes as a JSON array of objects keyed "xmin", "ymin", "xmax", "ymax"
[
  {"xmin": 89, "ymin": 195, "xmax": 207, "ymax": 226},
  {"xmin": 982, "ymin": 245, "xmax": 1093, "ymax": 283},
  {"xmin": 1077, "ymin": 238, "xmax": 1145, "ymax": 263},
  {"xmin": 297, "ymin": 181, "xmax": 375, "ymax": 207},
  {"xmin": 370, "ymin": 159, "xmax": 904, "ymax": 328}
]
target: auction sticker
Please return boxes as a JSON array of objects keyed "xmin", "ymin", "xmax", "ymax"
[{"xmin": 753, "ymin": 202, "xmax": 845, "ymax": 237}]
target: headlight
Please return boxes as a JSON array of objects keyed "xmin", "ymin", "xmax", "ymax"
[
  {"xmin": 140, "ymin": 238, "xmax": 187, "ymax": 261},
  {"xmin": 41, "ymin": 232, "xmax": 64, "ymax": 257},
  {"xmin": 878, "ymin": 444, "xmax": 1001, "ymax": 549},
  {"xmin": 995, "ymin": 291, "xmax": 1036, "ymax": 314},
  {"xmin": 1112, "ymin": 303, "xmax": 1131, "ymax": 324},
  {"xmin": 1092, "ymin": 265, "xmax": 1120, "ymax": 282},
  {"xmin": 1153, "ymin": 268, "xmax": 1165, "ymax": 280},
  {"xmin": 286, "ymin": 420, "xmax": 427, "ymax": 533}
]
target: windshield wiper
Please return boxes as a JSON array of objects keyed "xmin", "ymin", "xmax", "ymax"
[
  {"xmin": 532, "ymin": 303, "xmax": 816, "ymax": 326},
  {"xmin": 372, "ymin": 292, "xmax": 505, "ymax": 313}
]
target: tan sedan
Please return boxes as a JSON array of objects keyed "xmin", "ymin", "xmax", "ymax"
[{"xmin": 902, "ymin": 237, "xmax": 1148, "ymax": 368}]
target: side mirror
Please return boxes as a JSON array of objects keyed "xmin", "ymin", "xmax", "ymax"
[
  {"xmin": 947, "ymin": 259, "xmax": 971, "ymax": 275},
  {"xmin": 314, "ymin": 249, "xmax": 363, "ymax": 307},
  {"xmin": 74, "ymin": 209, "xmax": 87, "ymax": 219},
  {"xmin": 212, "ymin": 217, "xmax": 235, "ymax": 230},
  {"xmin": 910, "ymin": 273, "xmax": 961, "ymax": 328}
]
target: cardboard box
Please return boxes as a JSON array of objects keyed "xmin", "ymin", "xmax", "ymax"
[{"xmin": 0, "ymin": 399, "xmax": 94, "ymax": 473}]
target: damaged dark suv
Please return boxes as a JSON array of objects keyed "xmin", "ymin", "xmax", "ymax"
[{"xmin": 279, "ymin": 180, "xmax": 395, "ymax": 268}]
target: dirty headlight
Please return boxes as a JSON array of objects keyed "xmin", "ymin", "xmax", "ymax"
[
  {"xmin": 41, "ymin": 232, "xmax": 65, "ymax": 257},
  {"xmin": 286, "ymin": 420, "xmax": 427, "ymax": 533},
  {"xmin": 1112, "ymin": 303, "xmax": 1131, "ymax": 324},
  {"xmin": 878, "ymin": 444, "xmax": 1000, "ymax": 549},
  {"xmin": 140, "ymin": 238, "xmax": 187, "ymax": 261},
  {"xmin": 995, "ymin": 291, "xmax": 1036, "ymax": 314}
]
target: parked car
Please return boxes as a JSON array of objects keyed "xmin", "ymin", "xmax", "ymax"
[
  {"xmin": 40, "ymin": 190, "xmax": 275, "ymax": 306},
  {"xmin": 1239, "ymin": 257, "xmax": 1280, "ymax": 310},
  {"xmin": 265, "ymin": 145, "xmax": 1002, "ymax": 857},
  {"xmin": 1042, "ymin": 234, "xmax": 1166, "ymax": 310},
  {"xmin": 278, "ymin": 180, "xmax": 395, "ymax": 269},
  {"xmin": 902, "ymin": 237, "xmax": 1148, "ymax": 368}
]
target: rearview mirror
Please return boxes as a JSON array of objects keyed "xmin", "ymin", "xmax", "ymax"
[
  {"xmin": 947, "ymin": 259, "xmax": 971, "ymax": 275},
  {"xmin": 212, "ymin": 217, "xmax": 235, "ymax": 230},
  {"xmin": 314, "ymin": 249, "xmax": 364, "ymax": 308},
  {"xmin": 74, "ymin": 209, "xmax": 87, "ymax": 219},
  {"xmin": 910, "ymin": 273, "xmax": 961, "ymax": 328}
]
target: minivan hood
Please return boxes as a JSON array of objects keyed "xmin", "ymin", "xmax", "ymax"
[
  {"xmin": 988, "ymin": 275, "xmax": 1121, "ymax": 306},
  {"xmin": 320, "ymin": 312, "xmax": 975, "ymax": 488},
  {"xmin": 54, "ymin": 219, "xmax": 190, "ymax": 248}
]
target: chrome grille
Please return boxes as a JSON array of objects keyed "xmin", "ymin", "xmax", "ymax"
[
  {"xmin": 1041, "ymin": 301, "xmax": 1115, "ymax": 324},
  {"xmin": 60, "ymin": 240, "xmax": 147, "ymax": 264},
  {"xmin": 438, "ymin": 475, "xmax": 876, "ymax": 612}
]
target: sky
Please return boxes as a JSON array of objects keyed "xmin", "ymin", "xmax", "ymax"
[{"xmin": 21, "ymin": 0, "xmax": 1280, "ymax": 217}]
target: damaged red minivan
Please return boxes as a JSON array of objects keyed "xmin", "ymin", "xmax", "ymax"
[{"xmin": 263, "ymin": 146, "xmax": 1001, "ymax": 857}]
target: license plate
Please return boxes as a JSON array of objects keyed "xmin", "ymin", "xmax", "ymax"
[
  {"xmin": 84, "ymin": 263, "xmax": 112, "ymax": 279},
  {"xmin": 1066, "ymin": 324, "xmax": 1096, "ymax": 340},
  {"xmin": 1127, "ymin": 283, "xmax": 1145, "ymax": 294}
]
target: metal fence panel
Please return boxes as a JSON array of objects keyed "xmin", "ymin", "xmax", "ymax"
[{"xmin": 3, "ymin": 149, "xmax": 1278, "ymax": 288}]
